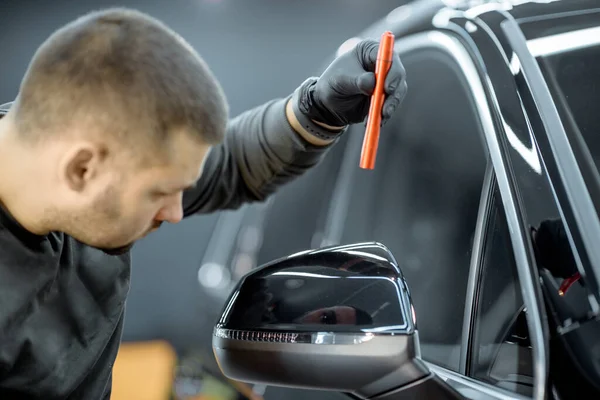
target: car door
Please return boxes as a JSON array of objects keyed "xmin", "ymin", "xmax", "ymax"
[
  {"xmin": 230, "ymin": 26, "xmax": 549, "ymax": 400},
  {"xmin": 311, "ymin": 29, "xmax": 545, "ymax": 399},
  {"xmin": 222, "ymin": 28, "xmax": 492, "ymax": 400}
]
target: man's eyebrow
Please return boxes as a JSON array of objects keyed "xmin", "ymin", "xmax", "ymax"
[{"xmin": 160, "ymin": 181, "xmax": 196, "ymax": 193}]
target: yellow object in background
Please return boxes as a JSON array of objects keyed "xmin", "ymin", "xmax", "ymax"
[
  {"xmin": 111, "ymin": 340, "xmax": 177, "ymax": 400},
  {"xmin": 111, "ymin": 340, "xmax": 255, "ymax": 400}
]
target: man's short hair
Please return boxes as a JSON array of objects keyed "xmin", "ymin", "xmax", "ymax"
[{"xmin": 12, "ymin": 7, "xmax": 228, "ymax": 152}]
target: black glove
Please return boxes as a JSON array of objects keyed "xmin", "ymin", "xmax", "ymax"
[{"xmin": 297, "ymin": 38, "xmax": 407, "ymax": 128}]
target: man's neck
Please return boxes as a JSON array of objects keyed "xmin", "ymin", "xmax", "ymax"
[{"xmin": 0, "ymin": 119, "xmax": 52, "ymax": 235}]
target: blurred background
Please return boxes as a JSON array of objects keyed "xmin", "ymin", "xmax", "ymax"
[{"xmin": 0, "ymin": 0, "xmax": 407, "ymax": 399}]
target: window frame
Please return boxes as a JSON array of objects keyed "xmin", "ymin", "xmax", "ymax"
[
  {"xmin": 466, "ymin": 168, "xmax": 535, "ymax": 393},
  {"xmin": 461, "ymin": 163, "xmax": 495, "ymax": 375},
  {"xmin": 392, "ymin": 31, "xmax": 546, "ymax": 389},
  {"xmin": 410, "ymin": 27, "xmax": 547, "ymax": 399},
  {"xmin": 444, "ymin": 26, "xmax": 549, "ymax": 400}
]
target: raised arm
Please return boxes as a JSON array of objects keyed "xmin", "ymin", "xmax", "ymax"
[
  {"xmin": 182, "ymin": 95, "xmax": 335, "ymax": 215},
  {"xmin": 182, "ymin": 38, "xmax": 407, "ymax": 216}
]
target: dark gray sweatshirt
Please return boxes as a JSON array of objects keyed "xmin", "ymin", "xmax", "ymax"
[{"xmin": 0, "ymin": 98, "xmax": 331, "ymax": 399}]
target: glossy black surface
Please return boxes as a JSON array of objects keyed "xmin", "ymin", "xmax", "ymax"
[
  {"xmin": 500, "ymin": 15, "xmax": 600, "ymax": 301},
  {"xmin": 430, "ymin": 4, "xmax": 600, "ymax": 399},
  {"xmin": 517, "ymin": 8, "xmax": 600, "ymax": 40},
  {"xmin": 432, "ymin": 9, "xmax": 552, "ymax": 395},
  {"xmin": 524, "ymin": 12, "xmax": 600, "ymax": 266},
  {"xmin": 508, "ymin": 0, "xmax": 600, "ymax": 20},
  {"xmin": 215, "ymin": 242, "xmax": 414, "ymax": 334}
]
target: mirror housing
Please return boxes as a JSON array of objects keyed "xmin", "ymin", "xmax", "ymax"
[{"xmin": 212, "ymin": 242, "xmax": 461, "ymax": 399}]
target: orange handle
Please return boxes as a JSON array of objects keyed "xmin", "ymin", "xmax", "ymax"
[{"xmin": 360, "ymin": 31, "xmax": 395, "ymax": 170}]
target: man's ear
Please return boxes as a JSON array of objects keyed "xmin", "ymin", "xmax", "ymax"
[{"xmin": 59, "ymin": 143, "xmax": 107, "ymax": 193}]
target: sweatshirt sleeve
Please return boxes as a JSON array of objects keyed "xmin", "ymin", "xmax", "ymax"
[{"xmin": 182, "ymin": 96, "xmax": 334, "ymax": 216}]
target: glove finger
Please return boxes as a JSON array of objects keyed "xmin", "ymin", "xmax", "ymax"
[
  {"xmin": 355, "ymin": 39, "xmax": 379, "ymax": 72},
  {"xmin": 356, "ymin": 72, "xmax": 376, "ymax": 95},
  {"xmin": 382, "ymin": 79, "xmax": 408, "ymax": 119},
  {"xmin": 331, "ymin": 72, "xmax": 375, "ymax": 96},
  {"xmin": 385, "ymin": 53, "xmax": 407, "ymax": 95}
]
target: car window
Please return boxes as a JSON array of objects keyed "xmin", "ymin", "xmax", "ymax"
[
  {"xmin": 470, "ymin": 179, "xmax": 534, "ymax": 397},
  {"xmin": 536, "ymin": 42, "xmax": 600, "ymax": 173},
  {"xmin": 327, "ymin": 46, "xmax": 488, "ymax": 371},
  {"xmin": 255, "ymin": 132, "xmax": 352, "ymax": 266}
]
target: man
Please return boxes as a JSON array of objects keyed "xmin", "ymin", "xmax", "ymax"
[{"xmin": 0, "ymin": 7, "xmax": 407, "ymax": 400}]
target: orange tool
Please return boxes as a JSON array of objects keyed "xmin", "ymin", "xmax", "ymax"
[{"xmin": 360, "ymin": 31, "xmax": 395, "ymax": 170}]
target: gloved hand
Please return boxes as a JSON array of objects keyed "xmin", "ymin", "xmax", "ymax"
[{"xmin": 296, "ymin": 38, "xmax": 407, "ymax": 128}]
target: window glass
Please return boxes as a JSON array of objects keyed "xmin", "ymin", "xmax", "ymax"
[
  {"xmin": 333, "ymin": 48, "xmax": 488, "ymax": 371},
  {"xmin": 535, "ymin": 42, "xmax": 600, "ymax": 172},
  {"xmin": 529, "ymin": 23, "xmax": 600, "ymax": 299},
  {"xmin": 470, "ymin": 181, "xmax": 534, "ymax": 396},
  {"xmin": 522, "ymin": 16, "xmax": 599, "ymax": 335}
]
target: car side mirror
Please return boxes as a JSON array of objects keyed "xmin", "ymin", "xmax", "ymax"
[{"xmin": 212, "ymin": 242, "xmax": 464, "ymax": 399}]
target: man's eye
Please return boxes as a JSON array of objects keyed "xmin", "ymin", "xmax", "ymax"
[{"xmin": 151, "ymin": 191, "xmax": 169, "ymax": 198}]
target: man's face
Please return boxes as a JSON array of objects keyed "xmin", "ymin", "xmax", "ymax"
[{"xmin": 57, "ymin": 131, "xmax": 211, "ymax": 254}]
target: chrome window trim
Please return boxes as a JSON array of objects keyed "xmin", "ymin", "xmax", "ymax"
[
  {"xmin": 392, "ymin": 30, "xmax": 546, "ymax": 398},
  {"xmin": 427, "ymin": 362, "xmax": 531, "ymax": 400},
  {"xmin": 460, "ymin": 163, "xmax": 495, "ymax": 374}
]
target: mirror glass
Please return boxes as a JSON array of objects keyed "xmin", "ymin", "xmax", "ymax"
[{"xmin": 216, "ymin": 242, "xmax": 414, "ymax": 335}]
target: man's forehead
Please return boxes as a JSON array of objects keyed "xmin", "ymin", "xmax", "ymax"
[
  {"xmin": 158, "ymin": 137, "xmax": 210, "ymax": 183},
  {"xmin": 168, "ymin": 128, "xmax": 211, "ymax": 157}
]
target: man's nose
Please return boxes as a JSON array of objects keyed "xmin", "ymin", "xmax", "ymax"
[{"xmin": 156, "ymin": 196, "xmax": 184, "ymax": 224}]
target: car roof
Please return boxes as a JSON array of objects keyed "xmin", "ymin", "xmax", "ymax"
[
  {"xmin": 348, "ymin": 0, "xmax": 600, "ymax": 43},
  {"xmin": 319, "ymin": 0, "xmax": 600, "ymax": 75},
  {"xmin": 502, "ymin": 0, "xmax": 600, "ymax": 20}
]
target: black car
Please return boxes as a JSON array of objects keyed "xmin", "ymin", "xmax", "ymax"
[{"xmin": 204, "ymin": 0, "xmax": 600, "ymax": 399}]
